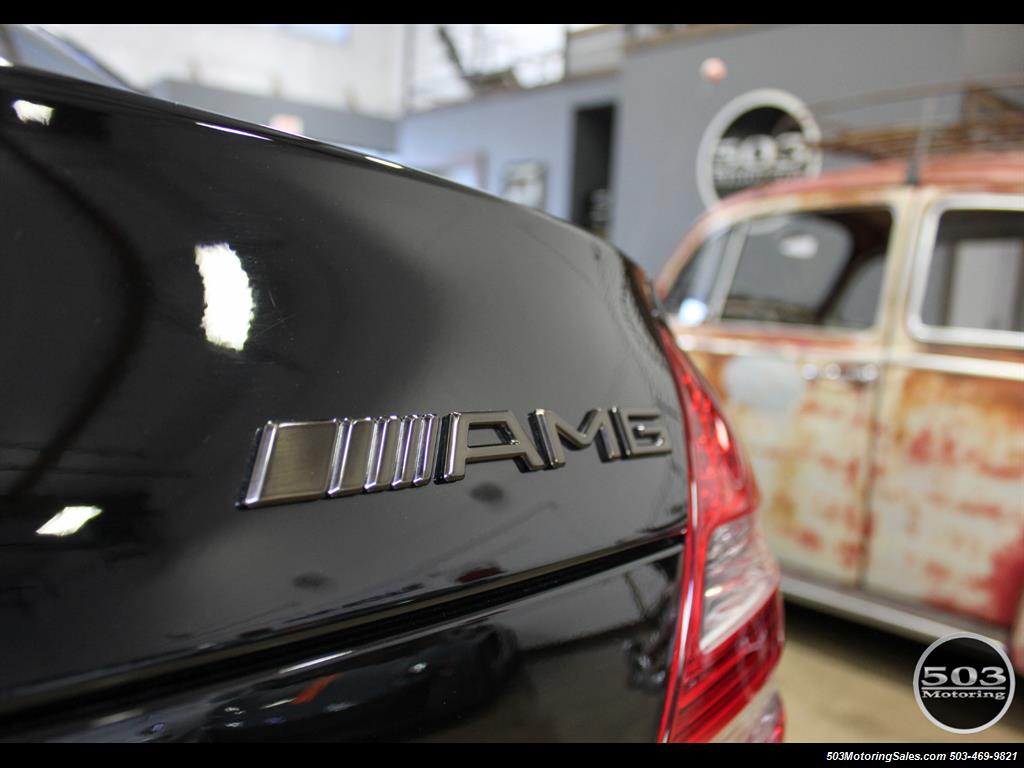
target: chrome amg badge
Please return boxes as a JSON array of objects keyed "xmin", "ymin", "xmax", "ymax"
[{"xmin": 242, "ymin": 408, "xmax": 671, "ymax": 508}]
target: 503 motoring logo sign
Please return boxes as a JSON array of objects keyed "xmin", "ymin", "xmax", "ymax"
[
  {"xmin": 914, "ymin": 632, "xmax": 1016, "ymax": 734},
  {"xmin": 697, "ymin": 88, "xmax": 823, "ymax": 207}
]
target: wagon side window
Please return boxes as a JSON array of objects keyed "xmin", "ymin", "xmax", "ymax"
[
  {"xmin": 664, "ymin": 227, "xmax": 730, "ymax": 326},
  {"xmin": 920, "ymin": 209, "xmax": 1024, "ymax": 335},
  {"xmin": 719, "ymin": 208, "xmax": 892, "ymax": 329}
]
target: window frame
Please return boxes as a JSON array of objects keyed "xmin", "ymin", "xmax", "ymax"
[
  {"xmin": 906, "ymin": 194, "xmax": 1024, "ymax": 350},
  {"xmin": 709, "ymin": 203, "xmax": 898, "ymax": 336},
  {"xmin": 663, "ymin": 220, "xmax": 740, "ymax": 326}
]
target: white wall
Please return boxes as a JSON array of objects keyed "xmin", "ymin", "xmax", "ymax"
[
  {"xmin": 404, "ymin": 24, "xmax": 582, "ymax": 111},
  {"xmin": 404, "ymin": 24, "xmax": 473, "ymax": 111},
  {"xmin": 42, "ymin": 24, "xmax": 406, "ymax": 118}
]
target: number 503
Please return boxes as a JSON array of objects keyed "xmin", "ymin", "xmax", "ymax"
[{"xmin": 921, "ymin": 666, "xmax": 1008, "ymax": 686}]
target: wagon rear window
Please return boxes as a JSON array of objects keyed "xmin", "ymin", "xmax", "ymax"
[
  {"xmin": 920, "ymin": 209, "xmax": 1024, "ymax": 334},
  {"xmin": 720, "ymin": 208, "xmax": 892, "ymax": 329}
]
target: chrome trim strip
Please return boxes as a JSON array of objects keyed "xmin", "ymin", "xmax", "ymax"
[
  {"xmin": 364, "ymin": 415, "xmax": 403, "ymax": 493},
  {"xmin": 888, "ymin": 352, "xmax": 1024, "ymax": 381},
  {"xmin": 707, "ymin": 221, "xmax": 747, "ymax": 321},
  {"xmin": 328, "ymin": 417, "xmax": 375, "ymax": 497},
  {"xmin": 911, "ymin": 325, "xmax": 1024, "ymax": 350},
  {"xmin": 242, "ymin": 422, "xmax": 278, "ymax": 507},
  {"xmin": 781, "ymin": 573, "xmax": 1009, "ymax": 648},
  {"xmin": 275, "ymin": 541, "xmax": 685, "ymax": 678},
  {"xmin": 278, "ymin": 650, "xmax": 353, "ymax": 676},
  {"xmin": 713, "ymin": 318, "xmax": 881, "ymax": 340},
  {"xmin": 413, "ymin": 414, "xmax": 438, "ymax": 487},
  {"xmin": 672, "ymin": 332, "xmax": 882, "ymax": 363},
  {"xmin": 390, "ymin": 416, "xmax": 417, "ymax": 490},
  {"xmin": 673, "ymin": 333, "xmax": 1022, "ymax": 380},
  {"xmin": 906, "ymin": 194, "xmax": 1024, "ymax": 351}
]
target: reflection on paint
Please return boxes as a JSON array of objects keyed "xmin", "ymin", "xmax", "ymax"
[
  {"xmin": 678, "ymin": 298, "xmax": 709, "ymax": 327},
  {"xmin": 195, "ymin": 121, "xmax": 271, "ymax": 142},
  {"xmin": 779, "ymin": 233, "xmax": 819, "ymax": 259},
  {"xmin": 194, "ymin": 243, "xmax": 255, "ymax": 352},
  {"xmin": 12, "ymin": 99, "xmax": 53, "ymax": 125},
  {"xmin": 364, "ymin": 155, "xmax": 403, "ymax": 170},
  {"xmin": 37, "ymin": 505, "xmax": 102, "ymax": 536}
]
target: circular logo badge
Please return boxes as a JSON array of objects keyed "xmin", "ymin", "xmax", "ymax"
[
  {"xmin": 696, "ymin": 88, "xmax": 822, "ymax": 207},
  {"xmin": 914, "ymin": 633, "xmax": 1015, "ymax": 734}
]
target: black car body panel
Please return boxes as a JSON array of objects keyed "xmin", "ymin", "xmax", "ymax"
[
  {"xmin": 0, "ymin": 68, "xmax": 688, "ymax": 740},
  {"xmin": 10, "ymin": 549, "xmax": 682, "ymax": 741}
]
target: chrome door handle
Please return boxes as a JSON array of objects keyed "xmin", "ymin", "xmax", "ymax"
[{"xmin": 801, "ymin": 362, "xmax": 878, "ymax": 383}]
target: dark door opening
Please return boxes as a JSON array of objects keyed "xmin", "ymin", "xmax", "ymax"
[{"xmin": 570, "ymin": 104, "xmax": 616, "ymax": 238}]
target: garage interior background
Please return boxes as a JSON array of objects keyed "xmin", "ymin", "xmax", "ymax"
[
  {"xmin": 38, "ymin": 23, "xmax": 1024, "ymax": 276},
  {"xmin": 13, "ymin": 22, "xmax": 1024, "ymax": 743}
]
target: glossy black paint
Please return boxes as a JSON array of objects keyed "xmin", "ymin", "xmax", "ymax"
[
  {"xmin": 0, "ymin": 68, "xmax": 688, "ymax": 740},
  {"xmin": 20, "ymin": 551, "xmax": 681, "ymax": 742}
]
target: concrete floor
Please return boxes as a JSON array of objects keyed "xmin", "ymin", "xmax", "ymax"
[{"xmin": 778, "ymin": 601, "xmax": 1024, "ymax": 742}]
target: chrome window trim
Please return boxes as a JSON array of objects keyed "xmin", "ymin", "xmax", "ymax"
[
  {"xmin": 707, "ymin": 221, "xmax": 748, "ymax": 322},
  {"xmin": 664, "ymin": 218, "xmax": 737, "ymax": 322},
  {"xmin": 712, "ymin": 202, "xmax": 899, "ymax": 336},
  {"xmin": 672, "ymin": 331, "xmax": 883, "ymax": 364},
  {"xmin": 710, "ymin": 317, "xmax": 881, "ymax": 342},
  {"xmin": 906, "ymin": 194, "xmax": 1024, "ymax": 350},
  {"xmin": 888, "ymin": 351, "xmax": 1024, "ymax": 382},
  {"xmin": 780, "ymin": 573, "xmax": 1009, "ymax": 649}
]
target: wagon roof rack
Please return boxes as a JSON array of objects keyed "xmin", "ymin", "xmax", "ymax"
[{"xmin": 809, "ymin": 76, "xmax": 1024, "ymax": 178}]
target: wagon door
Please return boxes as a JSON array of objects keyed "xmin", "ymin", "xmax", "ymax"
[
  {"xmin": 865, "ymin": 196, "xmax": 1024, "ymax": 629},
  {"xmin": 664, "ymin": 203, "xmax": 899, "ymax": 586}
]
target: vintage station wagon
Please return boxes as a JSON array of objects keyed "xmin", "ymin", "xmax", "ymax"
[{"xmin": 656, "ymin": 152, "xmax": 1024, "ymax": 668}]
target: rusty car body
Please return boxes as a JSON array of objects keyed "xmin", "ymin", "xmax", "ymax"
[{"xmin": 656, "ymin": 152, "xmax": 1024, "ymax": 668}]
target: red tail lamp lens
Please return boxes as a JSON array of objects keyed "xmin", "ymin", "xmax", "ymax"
[{"xmin": 654, "ymin": 321, "xmax": 784, "ymax": 743}]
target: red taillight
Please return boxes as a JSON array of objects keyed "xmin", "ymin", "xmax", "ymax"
[{"xmin": 653, "ymin": 320, "xmax": 785, "ymax": 743}]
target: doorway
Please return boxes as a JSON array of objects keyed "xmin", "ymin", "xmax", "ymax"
[{"xmin": 570, "ymin": 104, "xmax": 616, "ymax": 238}]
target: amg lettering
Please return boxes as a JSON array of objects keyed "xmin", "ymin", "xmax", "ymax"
[{"xmin": 242, "ymin": 407, "xmax": 672, "ymax": 508}]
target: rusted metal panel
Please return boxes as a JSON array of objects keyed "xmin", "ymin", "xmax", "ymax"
[
  {"xmin": 863, "ymin": 364, "xmax": 1024, "ymax": 627},
  {"xmin": 677, "ymin": 333, "xmax": 877, "ymax": 587},
  {"xmin": 660, "ymin": 186, "xmax": 911, "ymax": 590},
  {"xmin": 861, "ymin": 183, "xmax": 1024, "ymax": 629},
  {"xmin": 658, "ymin": 153, "xmax": 1024, "ymax": 635},
  {"xmin": 1011, "ymin": 594, "xmax": 1024, "ymax": 669},
  {"xmin": 715, "ymin": 151, "xmax": 1024, "ymax": 207}
]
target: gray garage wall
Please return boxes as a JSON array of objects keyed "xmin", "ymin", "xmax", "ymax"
[
  {"xmin": 151, "ymin": 80, "xmax": 398, "ymax": 152},
  {"xmin": 611, "ymin": 24, "xmax": 1021, "ymax": 274},
  {"xmin": 398, "ymin": 76, "xmax": 620, "ymax": 222},
  {"xmin": 400, "ymin": 24, "xmax": 1024, "ymax": 276}
]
